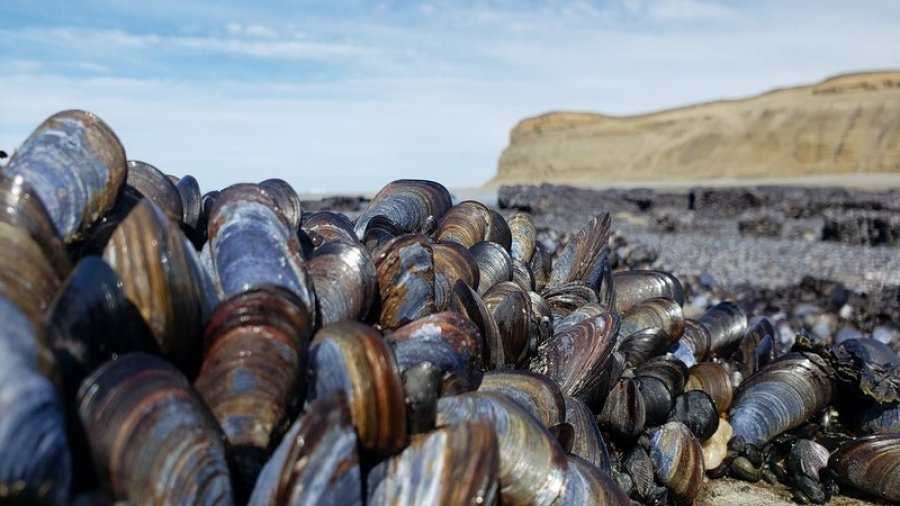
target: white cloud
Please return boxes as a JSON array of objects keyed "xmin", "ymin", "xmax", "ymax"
[{"xmin": 645, "ymin": 0, "xmax": 734, "ymax": 22}]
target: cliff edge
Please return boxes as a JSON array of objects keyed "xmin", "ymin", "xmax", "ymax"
[{"xmin": 491, "ymin": 71, "xmax": 900, "ymax": 186}]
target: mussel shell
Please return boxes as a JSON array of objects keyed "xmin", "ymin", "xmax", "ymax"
[
  {"xmin": 530, "ymin": 241, "xmax": 552, "ymax": 292},
  {"xmin": 207, "ymin": 184, "xmax": 315, "ymax": 319},
  {"xmin": 553, "ymin": 303, "xmax": 607, "ymax": 336},
  {"xmin": 0, "ymin": 221, "xmax": 63, "ymax": 328},
  {"xmin": 829, "ymin": 434, "xmax": 900, "ymax": 503},
  {"xmin": 308, "ymin": 322, "xmax": 407, "ymax": 456},
  {"xmin": 385, "ymin": 311, "xmax": 480, "ymax": 375},
  {"xmin": 249, "ymin": 391, "xmax": 362, "ymax": 506},
  {"xmin": 77, "ymin": 353, "xmax": 233, "ymax": 505},
  {"xmin": 698, "ymin": 301, "xmax": 747, "ymax": 357},
  {"xmin": 0, "ymin": 308, "xmax": 71, "ymax": 505},
  {"xmin": 486, "ymin": 208, "xmax": 513, "ymax": 251},
  {"xmin": 374, "ymin": 234, "xmax": 436, "ymax": 329},
  {"xmin": 858, "ymin": 401, "xmax": 900, "ymax": 435},
  {"xmin": 308, "ymin": 241, "xmax": 377, "ymax": 326},
  {"xmin": 194, "ymin": 286, "xmax": 312, "ymax": 492},
  {"xmin": 512, "ymin": 258, "xmax": 536, "ymax": 292},
  {"xmin": 668, "ymin": 390, "xmax": 719, "ymax": 441},
  {"xmin": 612, "ymin": 270, "xmax": 684, "ymax": 313},
  {"xmin": 432, "ymin": 240, "xmax": 480, "ymax": 310},
  {"xmin": 536, "ymin": 313, "xmax": 619, "ymax": 409},
  {"xmin": 670, "ymin": 318, "xmax": 711, "ymax": 367},
  {"xmin": 635, "ymin": 356, "xmax": 688, "ymax": 397},
  {"xmin": 508, "ymin": 212, "xmax": 537, "ymax": 263},
  {"xmin": 684, "ymin": 362, "xmax": 733, "ymax": 414},
  {"xmin": 634, "ymin": 375, "xmax": 674, "ymax": 427},
  {"xmin": 729, "ymin": 352, "xmax": 834, "ymax": 447},
  {"xmin": 559, "ymin": 456, "xmax": 630, "ymax": 506},
  {"xmin": 368, "ymin": 420, "xmax": 500, "ymax": 505},
  {"xmin": 258, "ymin": 178, "xmax": 302, "ymax": 232},
  {"xmin": 103, "ymin": 199, "xmax": 214, "ymax": 374},
  {"xmin": 354, "ymin": 179, "xmax": 451, "ymax": 240},
  {"xmin": 46, "ymin": 256, "xmax": 157, "ymax": 391},
  {"xmin": 485, "ymin": 282, "xmax": 532, "ymax": 366},
  {"xmin": 620, "ymin": 297, "xmax": 684, "ymax": 344},
  {"xmin": 302, "ymin": 210, "xmax": 358, "ymax": 247},
  {"xmin": 175, "ymin": 174, "xmax": 203, "ymax": 230},
  {"xmin": 598, "ymin": 378, "xmax": 646, "ymax": 439},
  {"xmin": 448, "ymin": 280, "xmax": 505, "ymax": 368},
  {"xmin": 5, "ymin": 110, "xmax": 126, "ymax": 242},
  {"xmin": 478, "ymin": 370, "xmax": 566, "ymax": 429},
  {"xmin": 436, "ymin": 391, "xmax": 568, "ymax": 506},
  {"xmin": 0, "ymin": 175, "xmax": 71, "ymax": 279},
  {"xmin": 548, "ymin": 213, "xmax": 611, "ymax": 294},
  {"xmin": 564, "ymin": 396, "xmax": 613, "ymax": 473},
  {"xmin": 787, "ymin": 439, "xmax": 830, "ymax": 481},
  {"xmin": 433, "ymin": 200, "xmax": 491, "ymax": 248},
  {"xmin": 471, "ymin": 241, "xmax": 513, "ymax": 295},
  {"xmin": 123, "ymin": 160, "xmax": 184, "ymax": 223},
  {"xmin": 738, "ymin": 316, "xmax": 776, "ymax": 377},
  {"xmin": 649, "ymin": 421, "xmax": 705, "ymax": 504},
  {"xmin": 543, "ymin": 282, "xmax": 599, "ymax": 321}
]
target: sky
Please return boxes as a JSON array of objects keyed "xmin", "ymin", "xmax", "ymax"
[{"xmin": 2, "ymin": 1, "xmax": 899, "ymax": 193}]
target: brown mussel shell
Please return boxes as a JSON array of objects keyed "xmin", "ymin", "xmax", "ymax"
[
  {"xmin": 385, "ymin": 311, "xmax": 481, "ymax": 375},
  {"xmin": 368, "ymin": 420, "xmax": 500, "ymax": 505},
  {"xmin": 612, "ymin": 269, "xmax": 684, "ymax": 313},
  {"xmin": 548, "ymin": 213, "xmax": 612, "ymax": 301},
  {"xmin": 249, "ymin": 391, "xmax": 362, "ymax": 506},
  {"xmin": 685, "ymin": 362, "xmax": 733, "ymax": 414},
  {"xmin": 559, "ymin": 456, "xmax": 630, "ymax": 506},
  {"xmin": 194, "ymin": 286, "xmax": 312, "ymax": 492},
  {"xmin": 308, "ymin": 321, "xmax": 407, "ymax": 456},
  {"xmin": 564, "ymin": 396, "xmax": 613, "ymax": 473},
  {"xmin": 308, "ymin": 241, "xmax": 377, "ymax": 326},
  {"xmin": 77, "ymin": 353, "xmax": 233, "ymax": 505},
  {"xmin": 828, "ymin": 433, "xmax": 900, "ymax": 503},
  {"xmin": 433, "ymin": 200, "xmax": 492, "ymax": 248},
  {"xmin": 508, "ymin": 212, "xmax": 537, "ymax": 263},
  {"xmin": 0, "ymin": 175, "xmax": 71, "ymax": 279},
  {"xmin": 373, "ymin": 234, "xmax": 436, "ymax": 329},
  {"xmin": 649, "ymin": 421, "xmax": 705, "ymax": 504},
  {"xmin": 302, "ymin": 210, "xmax": 358, "ymax": 247},
  {"xmin": 598, "ymin": 378, "xmax": 646, "ymax": 440},
  {"xmin": 471, "ymin": 241, "xmax": 513, "ymax": 295},
  {"xmin": 478, "ymin": 370, "xmax": 566, "ymax": 429},
  {"xmin": 436, "ymin": 391, "xmax": 568, "ymax": 506},
  {"xmin": 354, "ymin": 179, "xmax": 452, "ymax": 240}
]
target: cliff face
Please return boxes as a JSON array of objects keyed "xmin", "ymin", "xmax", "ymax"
[{"xmin": 492, "ymin": 72, "xmax": 900, "ymax": 186}]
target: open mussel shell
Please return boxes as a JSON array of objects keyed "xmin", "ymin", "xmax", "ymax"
[
  {"xmin": 448, "ymin": 280, "xmax": 505, "ymax": 368},
  {"xmin": 478, "ymin": 370, "xmax": 566, "ymax": 429},
  {"xmin": 308, "ymin": 322, "xmax": 407, "ymax": 456},
  {"xmin": 684, "ymin": 361, "xmax": 733, "ymax": 414},
  {"xmin": 548, "ymin": 213, "xmax": 611, "ymax": 297},
  {"xmin": 0, "ymin": 303, "xmax": 71, "ymax": 506},
  {"xmin": 669, "ymin": 319, "xmax": 712, "ymax": 367},
  {"xmin": 103, "ymin": 199, "xmax": 214, "ymax": 374},
  {"xmin": 308, "ymin": 241, "xmax": 376, "ymax": 326},
  {"xmin": 433, "ymin": 199, "xmax": 492, "ymax": 248},
  {"xmin": 471, "ymin": 241, "xmax": 513, "ymax": 295},
  {"xmin": 612, "ymin": 269, "xmax": 684, "ymax": 313},
  {"xmin": 559, "ymin": 456, "xmax": 630, "ymax": 506},
  {"xmin": 374, "ymin": 234, "xmax": 436, "ymax": 329},
  {"xmin": 436, "ymin": 391, "xmax": 568, "ymax": 506},
  {"xmin": 729, "ymin": 352, "xmax": 834, "ymax": 447},
  {"xmin": 249, "ymin": 391, "xmax": 362, "ymax": 506},
  {"xmin": 46, "ymin": 256, "xmax": 157, "ymax": 392},
  {"xmin": 508, "ymin": 212, "xmax": 537, "ymax": 263},
  {"xmin": 368, "ymin": 420, "xmax": 500, "ymax": 505},
  {"xmin": 122, "ymin": 160, "xmax": 184, "ymax": 223},
  {"xmin": 598, "ymin": 378, "xmax": 646, "ymax": 440},
  {"xmin": 0, "ymin": 175, "xmax": 71, "ymax": 279},
  {"xmin": 564, "ymin": 396, "xmax": 613, "ymax": 473},
  {"xmin": 385, "ymin": 311, "xmax": 480, "ymax": 375},
  {"xmin": 737, "ymin": 315, "xmax": 776, "ymax": 377},
  {"xmin": 302, "ymin": 210, "xmax": 358, "ymax": 247},
  {"xmin": 77, "ymin": 353, "xmax": 233, "ymax": 505},
  {"xmin": 829, "ymin": 434, "xmax": 900, "ymax": 503},
  {"xmin": 484, "ymin": 282, "xmax": 532, "ymax": 366},
  {"xmin": 194, "ymin": 286, "xmax": 312, "ymax": 492},
  {"xmin": 649, "ymin": 421, "xmax": 705, "ymax": 504},
  {"xmin": 5, "ymin": 110, "xmax": 126, "ymax": 242},
  {"xmin": 534, "ymin": 313, "xmax": 619, "ymax": 409},
  {"xmin": 698, "ymin": 301, "xmax": 747, "ymax": 357},
  {"xmin": 431, "ymin": 240, "xmax": 480, "ymax": 310},
  {"xmin": 207, "ymin": 184, "xmax": 315, "ymax": 319},
  {"xmin": 0, "ymin": 220, "xmax": 63, "ymax": 329},
  {"xmin": 354, "ymin": 179, "xmax": 451, "ymax": 240},
  {"xmin": 258, "ymin": 178, "xmax": 302, "ymax": 232}
]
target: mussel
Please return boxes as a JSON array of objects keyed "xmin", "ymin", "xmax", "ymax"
[{"xmin": 829, "ymin": 433, "xmax": 900, "ymax": 503}]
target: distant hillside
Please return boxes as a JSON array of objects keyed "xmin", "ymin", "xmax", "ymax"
[{"xmin": 491, "ymin": 71, "xmax": 900, "ymax": 187}]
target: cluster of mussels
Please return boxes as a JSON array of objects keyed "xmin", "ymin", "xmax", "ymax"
[{"xmin": 1, "ymin": 110, "xmax": 899, "ymax": 506}]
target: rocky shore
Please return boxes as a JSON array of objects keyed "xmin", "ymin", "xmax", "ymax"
[{"xmin": 496, "ymin": 184, "xmax": 900, "ymax": 353}]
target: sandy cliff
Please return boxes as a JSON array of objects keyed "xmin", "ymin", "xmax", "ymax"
[{"xmin": 491, "ymin": 71, "xmax": 900, "ymax": 186}]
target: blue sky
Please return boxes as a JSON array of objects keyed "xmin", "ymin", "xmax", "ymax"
[{"xmin": 2, "ymin": 1, "xmax": 899, "ymax": 192}]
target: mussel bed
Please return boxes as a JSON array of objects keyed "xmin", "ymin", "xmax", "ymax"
[{"xmin": 0, "ymin": 110, "xmax": 899, "ymax": 506}]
